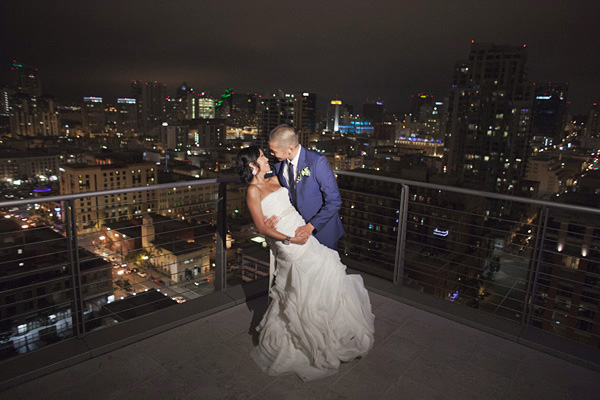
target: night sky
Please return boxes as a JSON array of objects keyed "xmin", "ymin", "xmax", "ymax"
[{"xmin": 1, "ymin": 0, "xmax": 599, "ymax": 114}]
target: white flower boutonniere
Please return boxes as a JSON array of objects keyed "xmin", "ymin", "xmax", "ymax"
[{"xmin": 296, "ymin": 167, "xmax": 311, "ymax": 183}]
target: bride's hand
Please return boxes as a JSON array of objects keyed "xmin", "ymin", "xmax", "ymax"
[{"xmin": 264, "ymin": 215, "xmax": 279, "ymax": 228}]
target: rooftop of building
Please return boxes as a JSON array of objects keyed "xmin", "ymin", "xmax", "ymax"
[{"xmin": 1, "ymin": 285, "xmax": 598, "ymax": 400}]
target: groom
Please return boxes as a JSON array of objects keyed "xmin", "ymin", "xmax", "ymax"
[{"xmin": 268, "ymin": 124, "xmax": 345, "ymax": 250}]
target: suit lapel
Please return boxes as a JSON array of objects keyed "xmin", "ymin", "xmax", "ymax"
[{"xmin": 296, "ymin": 147, "xmax": 307, "ymax": 188}]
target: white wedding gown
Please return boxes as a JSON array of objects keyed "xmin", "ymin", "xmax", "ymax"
[{"xmin": 250, "ymin": 187, "xmax": 375, "ymax": 382}]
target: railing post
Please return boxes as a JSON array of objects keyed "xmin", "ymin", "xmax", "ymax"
[
  {"xmin": 214, "ymin": 182, "xmax": 227, "ymax": 292},
  {"xmin": 394, "ymin": 184, "xmax": 409, "ymax": 286},
  {"xmin": 523, "ymin": 205, "xmax": 549, "ymax": 328},
  {"xmin": 64, "ymin": 199, "xmax": 85, "ymax": 337}
]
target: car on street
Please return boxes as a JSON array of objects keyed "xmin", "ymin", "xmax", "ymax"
[
  {"xmin": 172, "ymin": 296, "xmax": 186, "ymax": 303},
  {"xmin": 154, "ymin": 279, "xmax": 165, "ymax": 286},
  {"xmin": 137, "ymin": 271, "xmax": 147, "ymax": 278}
]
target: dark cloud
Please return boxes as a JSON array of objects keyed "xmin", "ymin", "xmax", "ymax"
[{"xmin": 1, "ymin": 0, "xmax": 599, "ymax": 113}]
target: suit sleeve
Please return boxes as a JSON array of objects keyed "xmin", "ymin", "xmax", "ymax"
[{"xmin": 306, "ymin": 155, "xmax": 342, "ymax": 233}]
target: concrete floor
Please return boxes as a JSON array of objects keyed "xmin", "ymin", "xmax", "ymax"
[{"xmin": 2, "ymin": 291, "xmax": 599, "ymax": 400}]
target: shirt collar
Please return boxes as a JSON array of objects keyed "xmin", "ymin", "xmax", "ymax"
[{"xmin": 290, "ymin": 144, "xmax": 302, "ymax": 166}]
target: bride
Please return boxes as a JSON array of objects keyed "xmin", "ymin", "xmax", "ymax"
[{"xmin": 237, "ymin": 146, "xmax": 375, "ymax": 382}]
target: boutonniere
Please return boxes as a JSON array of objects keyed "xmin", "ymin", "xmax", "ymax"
[{"xmin": 296, "ymin": 167, "xmax": 311, "ymax": 183}]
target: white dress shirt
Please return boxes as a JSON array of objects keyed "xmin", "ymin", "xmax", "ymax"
[{"xmin": 284, "ymin": 144, "xmax": 302, "ymax": 185}]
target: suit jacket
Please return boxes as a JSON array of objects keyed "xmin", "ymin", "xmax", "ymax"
[{"xmin": 274, "ymin": 147, "xmax": 345, "ymax": 249}]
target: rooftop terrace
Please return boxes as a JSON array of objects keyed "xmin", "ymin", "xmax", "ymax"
[{"xmin": 1, "ymin": 284, "xmax": 598, "ymax": 400}]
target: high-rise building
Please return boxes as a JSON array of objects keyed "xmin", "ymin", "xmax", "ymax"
[
  {"xmin": 362, "ymin": 101, "xmax": 384, "ymax": 124},
  {"xmin": 444, "ymin": 42, "xmax": 533, "ymax": 194},
  {"xmin": 1, "ymin": 86, "xmax": 10, "ymax": 117},
  {"xmin": 585, "ymin": 103, "xmax": 600, "ymax": 139},
  {"xmin": 227, "ymin": 93, "xmax": 258, "ymax": 128},
  {"xmin": 259, "ymin": 91, "xmax": 317, "ymax": 147},
  {"xmin": 116, "ymin": 98, "xmax": 137, "ymax": 135},
  {"xmin": 8, "ymin": 62, "xmax": 59, "ymax": 137},
  {"xmin": 10, "ymin": 61, "xmax": 41, "ymax": 97},
  {"xmin": 530, "ymin": 82, "xmax": 569, "ymax": 150},
  {"xmin": 186, "ymin": 93, "xmax": 215, "ymax": 120},
  {"xmin": 131, "ymin": 80, "xmax": 167, "ymax": 134},
  {"xmin": 159, "ymin": 124, "xmax": 188, "ymax": 151},
  {"xmin": 410, "ymin": 93, "xmax": 434, "ymax": 123},
  {"xmin": 82, "ymin": 96, "xmax": 105, "ymax": 134}
]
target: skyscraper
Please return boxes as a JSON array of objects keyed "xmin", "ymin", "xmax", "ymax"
[
  {"xmin": 444, "ymin": 42, "xmax": 533, "ymax": 193},
  {"xmin": 131, "ymin": 80, "xmax": 167, "ymax": 134},
  {"xmin": 259, "ymin": 91, "xmax": 317, "ymax": 147},
  {"xmin": 531, "ymin": 82, "xmax": 569, "ymax": 149},
  {"xmin": 10, "ymin": 61, "xmax": 41, "ymax": 97},
  {"xmin": 8, "ymin": 62, "xmax": 59, "ymax": 137},
  {"xmin": 82, "ymin": 96, "xmax": 105, "ymax": 134},
  {"xmin": 116, "ymin": 98, "xmax": 138, "ymax": 135},
  {"xmin": 410, "ymin": 93, "xmax": 434, "ymax": 123},
  {"xmin": 362, "ymin": 101, "xmax": 384, "ymax": 124}
]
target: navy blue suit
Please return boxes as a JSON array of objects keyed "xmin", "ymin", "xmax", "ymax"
[{"xmin": 274, "ymin": 147, "xmax": 345, "ymax": 250}]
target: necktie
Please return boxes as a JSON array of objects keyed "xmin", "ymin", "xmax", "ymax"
[{"xmin": 288, "ymin": 160, "xmax": 296, "ymax": 206}]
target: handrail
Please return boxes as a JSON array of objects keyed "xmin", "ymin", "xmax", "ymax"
[
  {"xmin": 0, "ymin": 176, "xmax": 240, "ymax": 208},
  {"xmin": 335, "ymin": 170, "xmax": 600, "ymax": 215}
]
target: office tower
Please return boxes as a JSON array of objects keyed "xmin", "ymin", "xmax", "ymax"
[
  {"xmin": 259, "ymin": 91, "xmax": 317, "ymax": 147},
  {"xmin": 408, "ymin": 95, "xmax": 448, "ymax": 141},
  {"xmin": 116, "ymin": 98, "xmax": 137, "ymax": 135},
  {"xmin": 189, "ymin": 119, "xmax": 225, "ymax": 147},
  {"xmin": 8, "ymin": 62, "xmax": 59, "ymax": 137},
  {"xmin": 176, "ymin": 82, "xmax": 192, "ymax": 100},
  {"xmin": 131, "ymin": 80, "xmax": 167, "ymax": 134},
  {"xmin": 164, "ymin": 96, "xmax": 187, "ymax": 125},
  {"xmin": 531, "ymin": 83, "xmax": 569, "ymax": 149},
  {"xmin": 10, "ymin": 61, "xmax": 42, "ymax": 97},
  {"xmin": 1, "ymin": 86, "xmax": 10, "ymax": 117},
  {"xmin": 197, "ymin": 97, "xmax": 215, "ymax": 119},
  {"xmin": 362, "ymin": 101, "xmax": 384, "ymax": 124},
  {"xmin": 410, "ymin": 93, "xmax": 434, "ymax": 123},
  {"xmin": 444, "ymin": 42, "xmax": 533, "ymax": 193},
  {"xmin": 585, "ymin": 103, "xmax": 600, "ymax": 139},
  {"xmin": 228, "ymin": 93, "xmax": 258, "ymax": 128},
  {"xmin": 81, "ymin": 97, "xmax": 105, "ymax": 134},
  {"xmin": 159, "ymin": 124, "xmax": 188, "ymax": 151},
  {"xmin": 186, "ymin": 93, "xmax": 215, "ymax": 120}
]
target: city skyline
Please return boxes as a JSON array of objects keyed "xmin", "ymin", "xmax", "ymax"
[{"xmin": 1, "ymin": 1, "xmax": 599, "ymax": 114}]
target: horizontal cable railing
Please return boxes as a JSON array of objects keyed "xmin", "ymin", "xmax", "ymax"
[
  {"xmin": 335, "ymin": 170, "xmax": 600, "ymax": 351},
  {"xmin": 0, "ymin": 177, "xmax": 257, "ymax": 359},
  {"xmin": 1, "ymin": 170, "xmax": 598, "ymax": 366}
]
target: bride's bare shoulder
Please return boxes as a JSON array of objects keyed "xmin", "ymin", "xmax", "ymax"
[{"xmin": 247, "ymin": 184, "xmax": 262, "ymax": 201}]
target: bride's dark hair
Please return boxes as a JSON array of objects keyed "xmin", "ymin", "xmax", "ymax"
[{"xmin": 237, "ymin": 146, "xmax": 261, "ymax": 184}]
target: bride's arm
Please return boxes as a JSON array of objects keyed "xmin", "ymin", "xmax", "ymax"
[{"xmin": 247, "ymin": 186, "xmax": 308, "ymax": 245}]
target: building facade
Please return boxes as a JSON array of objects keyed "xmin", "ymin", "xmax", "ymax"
[{"xmin": 444, "ymin": 42, "xmax": 534, "ymax": 194}]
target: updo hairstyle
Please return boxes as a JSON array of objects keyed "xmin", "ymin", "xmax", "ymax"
[{"xmin": 237, "ymin": 146, "xmax": 261, "ymax": 184}]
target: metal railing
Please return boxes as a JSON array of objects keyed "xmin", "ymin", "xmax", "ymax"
[
  {"xmin": 0, "ymin": 176, "xmax": 258, "ymax": 359},
  {"xmin": 1, "ymin": 171, "xmax": 599, "ymax": 366},
  {"xmin": 336, "ymin": 170, "xmax": 600, "ymax": 352}
]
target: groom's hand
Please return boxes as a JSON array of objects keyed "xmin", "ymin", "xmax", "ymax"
[
  {"xmin": 264, "ymin": 215, "xmax": 279, "ymax": 228},
  {"xmin": 295, "ymin": 223, "xmax": 314, "ymax": 239}
]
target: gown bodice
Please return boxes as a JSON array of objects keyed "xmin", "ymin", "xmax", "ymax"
[{"xmin": 261, "ymin": 187, "xmax": 313, "ymax": 260}]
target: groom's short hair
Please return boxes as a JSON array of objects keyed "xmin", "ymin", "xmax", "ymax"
[{"xmin": 269, "ymin": 124, "xmax": 298, "ymax": 148}]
